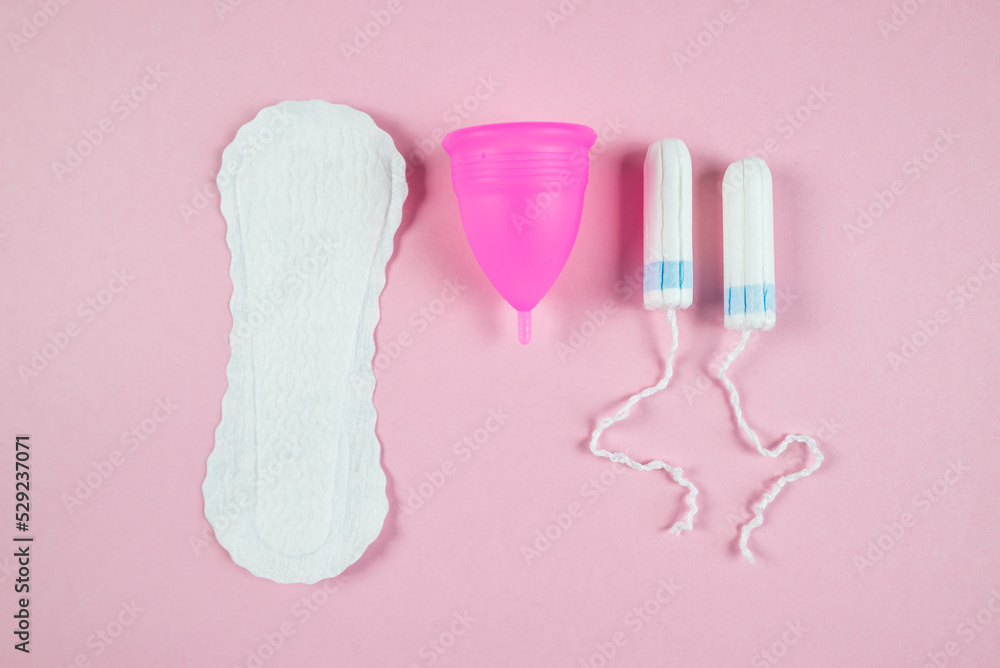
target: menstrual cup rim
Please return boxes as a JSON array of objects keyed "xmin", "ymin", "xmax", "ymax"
[{"xmin": 443, "ymin": 122, "xmax": 597, "ymax": 155}]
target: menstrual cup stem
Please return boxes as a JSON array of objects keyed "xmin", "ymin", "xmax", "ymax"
[{"xmin": 517, "ymin": 310, "xmax": 531, "ymax": 345}]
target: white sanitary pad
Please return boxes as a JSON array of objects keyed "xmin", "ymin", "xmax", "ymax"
[{"xmin": 203, "ymin": 100, "xmax": 406, "ymax": 583}]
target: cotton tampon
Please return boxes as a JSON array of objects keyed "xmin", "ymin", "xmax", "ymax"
[
  {"xmin": 723, "ymin": 157, "xmax": 775, "ymax": 331},
  {"xmin": 644, "ymin": 139, "xmax": 693, "ymax": 310},
  {"xmin": 717, "ymin": 157, "xmax": 823, "ymax": 564},
  {"xmin": 588, "ymin": 139, "xmax": 699, "ymax": 535}
]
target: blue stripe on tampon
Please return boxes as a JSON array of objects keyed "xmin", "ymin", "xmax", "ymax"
[
  {"xmin": 726, "ymin": 284, "xmax": 775, "ymax": 315},
  {"xmin": 643, "ymin": 261, "xmax": 693, "ymax": 292}
]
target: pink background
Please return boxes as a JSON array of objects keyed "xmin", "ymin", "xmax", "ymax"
[{"xmin": 2, "ymin": 0, "xmax": 999, "ymax": 666}]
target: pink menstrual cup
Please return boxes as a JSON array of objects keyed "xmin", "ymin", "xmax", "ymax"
[{"xmin": 443, "ymin": 122, "xmax": 597, "ymax": 344}]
